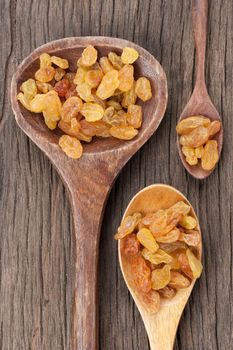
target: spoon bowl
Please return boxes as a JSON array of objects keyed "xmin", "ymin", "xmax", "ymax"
[
  {"xmin": 11, "ymin": 37, "xmax": 168, "ymax": 350},
  {"xmin": 177, "ymin": 0, "xmax": 223, "ymax": 179},
  {"xmin": 119, "ymin": 184, "xmax": 202, "ymax": 350}
]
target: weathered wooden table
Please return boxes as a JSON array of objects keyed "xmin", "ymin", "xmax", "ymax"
[{"xmin": 0, "ymin": 0, "xmax": 232, "ymax": 349}]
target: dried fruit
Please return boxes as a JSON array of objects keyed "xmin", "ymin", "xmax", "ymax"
[
  {"xmin": 137, "ymin": 228, "xmax": 159, "ymax": 253},
  {"xmin": 39, "ymin": 53, "xmax": 51, "ymax": 68},
  {"xmin": 35, "ymin": 66, "xmax": 55, "ymax": 83},
  {"xmin": 30, "ymin": 94, "xmax": 46, "ymax": 113},
  {"xmin": 99, "ymin": 57, "xmax": 114, "ymax": 74},
  {"xmin": 180, "ymin": 126, "xmax": 209, "ymax": 147},
  {"xmin": 158, "ymin": 286, "xmax": 176, "ymax": 299},
  {"xmin": 201, "ymin": 140, "xmax": 219, "ymax": 171},
  {"xmin": 17, "ymin": 93, "xmax": 32, "ymax": 111},
  {"xmin": 127, "ymin": 104, "xmax": 142, "ymax": 128},
  {"xmin": 36, "ymin": 82, "xmax": 53, "ymax": 94},
  {"xmin": 138, "ymin": 290, "xmax": 160, "ymax": 314},
  {"xmin": 121, "ymin": 234, "xmax": 141, "ymax": 256},
  {"xmin": 151, "ymin": 265, "xmax": 171, "ymax": 290},
  {"xmin": 74, "ymin": 67, "xmax": 86, "ymax": 85},
  {"xmin": 115, "ymin": 214, "xmax": 140, "ymax": 240},
  {"xmin": 179, "ymin": 215, "xmax": 197, "ymax": 230},
  {"xmin": 121, "ymin": 83, "xmax": 137, "ymax": 108},
  {"xmin": 121, "ymin": 47, "xmax": 139, "ymax": 64},
  {"xmin": 142, "ymin": 248, "xmax": 173, "ymax": 265},
  {"xmin": 186, "ymin": 249, "xmax": 202, "ymax": 278},
  {"xmin": 42, "ymin": 90, "xmax": 62, "ymax": 122},
  {"xmin": 51, "ymin": 56, "xmax": 69, "ymax": 69},
  {"xmin": 156, "ymin": 227, "xmax": 180, "ymax": 243},
  {"xmin": 178, "ymin": 253, "xmax": 193, "ymax": 278},
  {"xmin": 110, "ymin": 126, "xmax": 138, "ymax": 140},
  {"xmin": 85, "ymin": 69, "xmax": 103, "ymax": 88},
  {"xmin": 20, "ymin": 79, "xmax": 37, "ymax": 100},
  {"xmin": 58, "ymin": 135, "xmax": 83, "ymax": 159},
  {"xmin": 118, "ymin": 65, "xmax": 134, "ymax": 92},
  {"xmin": 81, "ymin": 102, "xmax": 104, "ymax": 122},
  {"xmin": 106, "ymin": 100, "xmax": 122, "ymax": 111},
  {"xmin": 159, "ymin": 242, "xmax": 188, "ymax": 254},
  {"xmin": 168, "ymin": 271, "xmax": 190, "ymax": 289},
  {"xmin": 135, "ymin": 77, "xmax": 152, "ymax": 101},
  {"xmin": 58, "ymin": 119, "xmax": 81, "ymax": 137},
  {"xmin": 176, "ymin": 116, "xmax": 211, "ymax": 135},
  {"xmin": 54, "ymin": 67, "xmax": 66, "ymax": 81},
  {"xmin": 179, "ymin": 230, "xmax": 200, "ymax": 247},
  {"xmin": 194, "ymin": 145, "xmax": 204, "ymax": 158},
  {"xmin": 81, "ymin": 45, "xmax": 97, "ymax": 66},
  {"xmin": 96, "ymin": 70, "xmax": 119, "ymax": 99},
  {"xmin": 80, "ymin": 120, "xmax": 110, "ymax": 137},
  {"xmin": 76, "ymin": 83, "xmax": 93, "ymax": 102},
  {"xmin": 65, "ymin": 83, "xmax": 78, "ymax": 99},
  {"xmin": 131, "ymin": 255, "xmax": 151, "ymax": 293},
  {"xmin": 208, "ymin": 120, "xmax": 221, "ymax": 137},
  {"xmin": 108, "ymin": 52, "xmax": 123, "ymax": 70},
  {"xmin": 61, "ymin": 97, "xmax": 83, "ymax": 122},
  {"xmin": 54, "ymin": 78, "xmax": 71, "ymax": 97}
]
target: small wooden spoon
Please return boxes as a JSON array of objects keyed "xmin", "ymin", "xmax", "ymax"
[
  {"xmin": 177, "ymin": 0, "xmax": 223, "ymax": 179},
  {"xmin": 11, "ymin": 37, "xmax": 168, "ymax": 350},
  {"xmin": 119, "ymin": 184, "xmax": 202, "ymax": 350}
]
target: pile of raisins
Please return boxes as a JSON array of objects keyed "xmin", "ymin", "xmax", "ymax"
[
  {"xmin": 176, "ymin": 116, "xmax": 221, "ymax": 170},
  {"xmin": 17, "ymin": 46, "xmax": 152, "ymax": 159},
  {"xmin": 115, "ymin": 201, "xmax": 202, "ymax": 314}
]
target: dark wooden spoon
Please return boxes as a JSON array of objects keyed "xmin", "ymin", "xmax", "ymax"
[
  {"xmin": 11, "ymin": 37, "xmax": 168, "ymax": 350},
  {"xmin": 177, "ymin": 0, "xmax": 223, "ymax": 179}
]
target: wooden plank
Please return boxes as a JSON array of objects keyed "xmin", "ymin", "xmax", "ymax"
[{"xmin": 0, "ymin": 0, "xmax": 232, "ymax": 349}]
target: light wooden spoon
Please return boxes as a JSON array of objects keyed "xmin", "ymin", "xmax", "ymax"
[
  {"xmin": 119, "ymin": 184, "xmax": 202, "ymax": 350},
  {"xmin": 177, "ymin": 0, "xmax": 223, "ymax": 179},
  {"xmin": 11, "ymin": 37, "xmax": 168, "ymax": 350}
]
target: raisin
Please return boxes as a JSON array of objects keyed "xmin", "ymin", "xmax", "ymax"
[
  {"xmin": 137, "ymin": 228, "xmax": 159, "ymax": 253},
  {"xmin": 54, "ymin": 78, "xmax": 71, "ymax": 97},
  {"xmin": 177, "ymin": 253, "xmax": 194, "ymax": 279},
  {"xmin": 168, "ymin": 271, "xmax": 190, "ymax": 289},
  {"xmin": 35, "ymin": 66, "xmax": 55, "ymax": 83},
  {"xmin": 76, "ymin": 83, "xmax": 93, "ymax": 102},
  {"xmin": 54, "ymin": 67, "xmax": 66, "ymax": 81},
  {"xmin": 61, "ymin": 97, "xmax": 83, "ymax": 122},
  {"xmin": 58, "ymin": 119, "xmax": 81, "ymax": 137},
  {"xmin": 135, "ymin": 77, "xmax": 152, "ymax": 101},
  {"xmin": 121, "ymin": 234, "xmax": 141, "ymax": 256},
  {"xmin": 138, "ymin": 290, "xmax": 160, "ymax": 314},
  {"xmin": 186, "ymin": 249, "xmax": 202, "ymax": 278},
  {"xmin": 156, "ymin": 227, "xmax": 180, "ymax": 243},
  {"xmin": 81, "ymin": 102, "xmax": 104, "ymax": 122},
  {"xmin": 151, "ymin": 265, "xmax": 171, "ymax": 290},
  {"xmin": 58, "ymin": 135, "xmax": 83, "ymax": 159},
  {"xmin": 99, "ymin": 56, "xmax": 114, "ymax": 74},
  {"xmin": 142, "ymin": 248, "xmax": 173, "ymax": 265},
  {"xmin": 106, "ymin": 100, "xmax": 122, "ymax": 111},
  {"xmin": 20, "ymin": 79, "xmax": 37, "ymax": 100},
  {"xmin": 194, "ymin": 145, "xmax": 204, "ymax": 158},
  {"xmin": 85, "ymin": 69, "xmax": 103, "ymax": 88},
  {"xmin": 179, "ymin": 126, "xmax": 209, "ymax": 147},
  {"xmin": 65, "ymin": 83, "xmax": 78, "ymax": 99},
  {"xmin": 30, "ymin": 94, "xmax": 46, "ymax": 113},
  {"xmin": 74, "ymin": 67, "xmax": 87, "ymax": 85},
  {"xmin": 121, "ymin": 82, "xmax": 137, "ymax": 108},
  {"xmin": 17, "ymin": 93, "xmax": 32, "ymax": 111},
  {"xmin": 118, "ymin": 64, "xmax": 134, "ymax": 92},
  {"xmin": 51, "ymin": 56, "xmax": 69, "ymax": 69},
  {"xmin": 108, "ymin": 52, "xmax": 123, "ymax": 70},
  {"xmin": 42, "ymin": 91, "xmax": 62, "ymax": 122},
  {"xmin": 39, "ymin": 53, "xmax": 51, "ymax": 68},
  {"xmin": 115, "ymin": 213, "xmax": 141, "ymax": 240},
  {"xmin": 96, "ymin": 70, "xmax": 119, "ymax": 99},
  {"xmin": 121, "ymin": 47, "xmax": 139, "ymax": 64},
  {"xmin": 130, "ymin": 255, "xmax": 151, "ymax": 293},
  {"xmin": 176, "ymin": 116, "xmax": 211, "ymax": 135},
  {"xmin": 81, "ymin": 45, "xmax": 97, "ymax": 67},
  {"xmin": 64, "ymin": 72, "xmax": 76, "ymax": 84},
  {"xmin": 179, "ymin": 216, "xmax": 197, "ymax": 230},
  {"xmin": 110, "ymin": 125, "xmax": 138, "ymax": 140},
  {"xmin": 36, "ymin": 82, "xmax": 53, "ymax": 94},
  {"xmin": 79, "ymin": 119, "xmax": 110, "ymax": 137},
  {"xmin": 127, "ymin": 104, "xmax": 142, "ymax": 128},
  {"xmin": 201, "ymin": 140, "xmax": 219, "ymax": 170},
  {"xmin": 208, "ymin": 120, "xmax": 221, "ymax": 137},
  {"xmin": 158, "ymin": 286, "xmax": 176, "ymax": 299},
  {"xmin": 179, "ymin": 230, "xmax": 200, "ymax": 247}
]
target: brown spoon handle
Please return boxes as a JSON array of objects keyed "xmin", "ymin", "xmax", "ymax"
[
  {"xmin": 192, "ymin": 0, "xmax": 208, "ymax": 93},
  {"xmin": 66, "ymin": 165, "xmax": 112, "ymax": 350}
]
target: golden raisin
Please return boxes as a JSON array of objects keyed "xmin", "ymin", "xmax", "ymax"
[
  {"xmin": 35, "ymin": 66, "xmax": 55, "ymax": 83},
  {"xmin": 158, "ymin": 286, "xmax": 176, "ymax": 299},
  {"xmin": 118, "ymin": 64, "xmax": 134, "ymax": 92},
  {"xmin": 108, "ymin": 52, "xmax": 123, "ymax": 70},
  {"xmin": 186, "ymin": 249, "xmax": 203, "ymax": 278},
  {"xmin": 74, "ymin": 67, "xmax": 86, "ymax": 85},
  {"xmin": 81, "ymin": 45, "xmax": 97, "ymax": 67},
  {"xmin": 201, "ymin": 140, "xmax": 219, "ymax": 171},
  {"xmin": 137, "ymin": 228, "xmax": 159, "ymax": 253},
  {"xmin": 180, "ymin": 126, "xmax": 209, "ymax": 147},
  {"xmin": 36, "ymin": 82, "xmax": 53, "ymax": 94},
  {"xmin": 39, "ymin": 53, "xmax": 51, "ymax": 68},
  {"xmin": 76, "ymin": 83, "xmax": 93, "ymax": 102},
  {"xmin": 61, "ymin": 97, "xmax": 83, "ymax": 122},
  {"xmin": 176, "ymin": 116, "xmax": 211, "ymax": 135},
  {"xmin": 58, "ymin": 135, "xmax": 83, "ymax": 159},
  {"xmin": 110, "ymin": 126, "xmax": 138, "ymax": 140},
  {"xmin": 151, "ymin": 265, "xmax": 171, "ymax": 290},
  {"xmin": 81, "ymin": 102, "xmax": 104, "ymax": 122},
  {"xmin": 54, "ymin": 78, "xmax": 71, "ymax": 97},
  {"xmin": 121, "ymin": 82, "xmax": 137, "ymax": 108},
  {"xmin": 135, "ymin": 77, "xmax": 152, "ymax": 101},
  {"xmin": 121, "ymin": 47, "xmax": 139, "ymax": 64},
  {"xmin": 85, "ymin": 69, "xmax": 103, "ymax": 88},
  {"xmin": 179, "ymin": 230, "xmax": 200, "ymax": 247},
  {"xmin": 194, "ymin": 145, "xmax": 204, "ymax": 158},
  {"xmin": 96, "ymin": 70, "xmax": 119, "ymax": 99},
  {"xmin": 99, "ymin": 57, "xmax": 114, "ymax": 74},
  {"xmin": 142, "ymin": 248, "xmax": 173, "ymax": 265},
  {"xmin": 179, "ymin": 216, "xmax": 197, "ymax": 230},
  {"xmin": 168, "ymin": 271, "xmax": 190, "ymax": 289},
  {"xmin": 156, "ymin": 227, "xmax": 180, "ymax": 243},
  {"xmin": 208, "ymin": 120, "xmax": 221, "ymax": 137},
  {"xmin": 51, "ymin": 56, "xmax": 69, "ymax": 69},
  {"xmin": 127, "ymin": 104, "xmax": 142, "ymax": 128},
  {"xmin": 121, "ymin": 234, "xmax": 141, "ymax": 256},
  {"xmin": 54, "ymin": 67, "xmax": 66, "ymax": 81},
  {"xmin": 58, "ymin": 119, "xmax": 81, "ymax": 137},
  {"xmin": 130, "ymin": 255, "xmax": 151, "ymax": 293}
]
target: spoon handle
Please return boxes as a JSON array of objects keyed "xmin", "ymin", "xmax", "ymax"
[
  {"xmin": 192, "ymin": 0, "xmax": 208, "ymax": 92},
  {"xmin": 67, "ymin": 169, "xmax": 111, "ymax": 350}
]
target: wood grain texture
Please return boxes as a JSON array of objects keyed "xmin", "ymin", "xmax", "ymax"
[{"xmin": 0, "ymin": 0, "xmax": 232, "ymax": 349}]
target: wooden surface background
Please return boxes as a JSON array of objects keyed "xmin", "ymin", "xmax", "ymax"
[{"xmin": 0, "ymin": 0, "xmax": 232, "ymax": 349}]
